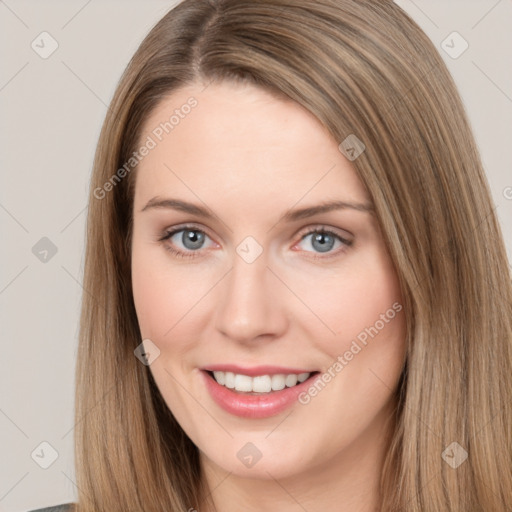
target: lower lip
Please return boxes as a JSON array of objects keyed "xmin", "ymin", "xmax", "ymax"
[{"xmin": 201, "ymin": 370, "xmax": 318, "ymax": 419}]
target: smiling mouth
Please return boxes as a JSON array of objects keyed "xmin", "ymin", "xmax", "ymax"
[{"xmin": 205, "ymin": 370, "xmax": 320, "ymax": 395}]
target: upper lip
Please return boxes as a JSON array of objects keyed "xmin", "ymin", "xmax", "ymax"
[{"xmin": 201, "ymin": 364, "xmax": 317, "ymax": 377}]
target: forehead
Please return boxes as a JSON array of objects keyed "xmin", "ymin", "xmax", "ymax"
[{"xmin": 134, "ymin": 81, "xmax": 370, "ymax": 209}]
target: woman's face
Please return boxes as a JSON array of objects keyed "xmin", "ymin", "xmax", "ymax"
[{"xmin": 131, "ymin": 80, "xmax": 406, "ymax": 482}]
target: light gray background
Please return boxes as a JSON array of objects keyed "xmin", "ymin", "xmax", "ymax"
[{"xmin": 1, "ymin": 1, "xmax": 511, "ymax": 510}]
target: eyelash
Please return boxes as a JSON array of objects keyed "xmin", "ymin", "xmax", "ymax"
[{"xmin": 157, "ymin": 224, "xmax": 353, "ymax": 261}]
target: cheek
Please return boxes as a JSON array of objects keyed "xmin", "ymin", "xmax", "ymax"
[
  {"xmin": 131, "ymin": 244, "xmax": 190, "ymax": 339},
  {"xmin": 131, "ymin": 243, "xmax": 219, "ymax": 347},
  {"xmin": 293, "ymin": 247, "xmax": 406, "ymax": 377},
  {"xmin": 131, "ymin": 249, "xmax": 169, "ymax": 339},
  {"xmin": 293, "ymin": 253, "xmax": 405, "ymax": 432}
]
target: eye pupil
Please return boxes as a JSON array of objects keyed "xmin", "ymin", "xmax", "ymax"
[
  {"xmin": 312, "ymin": 232, "xmax": 335, "ymax": 253},
  {"xmin": 182, "ymin": 230, "xmax": 205, "ymax": 250}
]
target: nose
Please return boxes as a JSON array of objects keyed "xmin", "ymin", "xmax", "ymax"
[{"xmin": 214, "ymin": 248, "xmax": 288, "ymax": 344}]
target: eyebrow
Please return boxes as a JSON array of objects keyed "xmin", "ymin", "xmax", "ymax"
[{"xmin": 140, "ymin": 197, "xmax": 374, "ymax": 222}]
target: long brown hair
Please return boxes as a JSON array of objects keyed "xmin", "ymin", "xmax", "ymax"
[{"xmin": 74, "ymin": 1, "xmax": 512, "ymax": 510}]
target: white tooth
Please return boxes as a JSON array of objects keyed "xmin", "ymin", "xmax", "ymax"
[
  {"xmin": 213, "ymin": 371, "xmax": 225, "ymax": 385},
  {"xmin": 214, "ymin": 371, "xmax": 309, "ymax": 392},
  {"xmin": 271, "ymin": 374, "xmax": 286, "ymax": 391},
  {"xmin": 285, "ymin": 374, "xmax": 298, "ymax": 387},
  {"xmin": 252, "ymin": 375, "xmax": 272, "ymax": 393},
  {"xmin": 297, "ymin": 372, "xmax": 310, "ymax": 383},
  {"xmin": 224, "ymin": 372, "xmax": 236, "ymax": 389},
  {"xmin": 234, "ymin": 374, "xmax": 253, "ymax": 392}
]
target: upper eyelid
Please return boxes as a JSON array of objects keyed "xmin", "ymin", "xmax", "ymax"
[
  {"xmin": 297, "ymin": 225, "xmax": 351, "ymax": 240},
  {"xmin": 160, "ymin": 223, "xmax": 214, "ymax": 242}
]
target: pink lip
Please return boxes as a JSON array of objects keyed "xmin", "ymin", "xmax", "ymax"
[
  {"xmin": 200, "ymin": 369, "xmax": 319, "ymax": 419},
  {"xmin": 202, "ymin": 364, "xmax": 315, "ymax": 377}
]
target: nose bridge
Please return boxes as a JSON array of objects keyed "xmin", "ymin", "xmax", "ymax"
[{"xmin": 214, "ymin": 244, "xmax": 286, "ymax": 342}]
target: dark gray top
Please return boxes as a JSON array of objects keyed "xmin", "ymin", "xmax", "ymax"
[{"xmin": 28, "ymin": 504, "xmax": 74, "ymax": 512}]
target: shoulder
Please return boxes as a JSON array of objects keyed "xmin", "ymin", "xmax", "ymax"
[{"xmin": 27, "ymin": 504, "xmax": 74, "ymax": 512}]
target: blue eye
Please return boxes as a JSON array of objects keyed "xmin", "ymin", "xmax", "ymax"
[
  {"xmin": 159, "ymin": 225, "xmax": 352, "ymax": 260},
  {"xmin": 297, "ymin": 228, "xmax": 352, "ymax": 256},
  {"xmin": 159, "ymin": 226, "xmax": 213, "ymax": 259},
  {"xmin": 176, "ymin": 229, "xmax": 206, "ymax": 250},
  {"xmin": 304, "ymin": 231, "xmax": 336, "ymax": 252}
]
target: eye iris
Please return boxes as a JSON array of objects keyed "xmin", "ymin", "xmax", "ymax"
[
  {"xmin": 182, "ymin": 230, "xmax": 205, "ymax": 250},
  {"xmin": 312, "ymin": 232, "xmax": 335, "ymax": 252}
]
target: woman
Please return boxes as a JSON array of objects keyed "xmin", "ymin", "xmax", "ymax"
[{"xmin": 31, "ymin": 0, "xmax": 512, "ymax": 510}]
